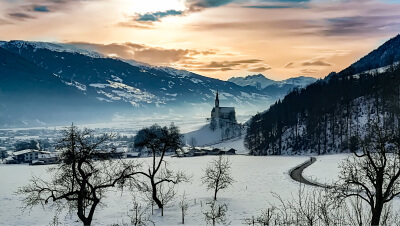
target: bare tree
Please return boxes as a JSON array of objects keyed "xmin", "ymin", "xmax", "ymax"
[
  {"xmin": 17, "ymin": 124, "xmax": 141, "ymax": 226},
  {"xmin": 204, "ymin": 201, "xmax": 227, "ymax": 226},
  {"xmin": 337, "ymin": 118, "xmax": 400, "ymax": 225},
  {"xmin": 179, "ymin": 192, "xmax": 189, "ymax": 224},
  {"xmin": 243, "ymin": 207, "xmax": 279, "ymax": 226},
  {"xmin": 133, "ymin": 123, "xmax": 189, "ymax": 210},
  {"xmin": 157, "ymin": 182, "xmax": 176, "ymax": 216},
  {"xmin": 0, "ymin": 149, "xmax": 7, "ymax": 162},
  {"xmin": 129, "ymin": 197, "xmax": 154, "ymax": 226},
  {"xmin": 190, "ymin": 137, "xmax": 197, "ymax": 149},
  {"xmin": 202, "ymin": 155, "xmax": 234, "ymax": 200},
  {"xmin": 210, "ymin": 118, "xmax": 217, "ymax": 132}
]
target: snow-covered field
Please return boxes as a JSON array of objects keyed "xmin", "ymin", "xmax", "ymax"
[
  {"xmin": 303, "ymin": 153, "xmax": 400, "ymax": 212},
  {"xmin": 302, "ymin": 153, "xmax": 349, "ymax": 185},
  {"xmin": 0, "ymin": 155, "xmax": 310, "ymax": 225}
]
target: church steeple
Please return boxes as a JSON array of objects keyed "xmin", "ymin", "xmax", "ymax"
[{"xmin": 215, "ymin": 89, "xmax": 219, "ymax": 108}]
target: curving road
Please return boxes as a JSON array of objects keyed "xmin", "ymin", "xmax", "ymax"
[{"xmin": 289, "ymin": 157, "xmax": 327, "ymax": 188}]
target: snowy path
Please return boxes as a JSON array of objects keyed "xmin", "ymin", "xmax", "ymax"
[{"xmin": 289, "ymin": 157, "xmax": 328, "ymax": 187}]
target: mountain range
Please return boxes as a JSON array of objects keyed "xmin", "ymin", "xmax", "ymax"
[
  {"xmin": 228, "ymin": 74, "xmax": 316, "ymax": 90},
  {"xmin": 228, "ymin": 74, "xmax": 316, "ymax": 98},
  {"xmin": 0, "ymin": 41, "xmax": 315, "ymax": 128}
]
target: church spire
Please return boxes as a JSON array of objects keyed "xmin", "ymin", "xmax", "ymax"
[{"xmin": 215, "ymin": 89, "xmax": 219, "ymax": 108}]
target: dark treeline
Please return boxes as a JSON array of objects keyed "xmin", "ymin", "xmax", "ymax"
[{"xmin": 245, "ymin": 61, "xmax": 400, "ymax": 155}]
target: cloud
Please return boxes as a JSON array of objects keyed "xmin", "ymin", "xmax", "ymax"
[
  {"xmin": 284, "ymin": 62, "xmax": 295, "ymax": 68},
  {"xmin": 204, "ymin": 61, "xmax": 240, "ymax": 68},
  {"xmin": 232, "ymin": 59, "xmax": 263, "ymax": 64},
  {"xmin": 190, "ymin": 59, "xmax": 269, "ymax": 72},
  {"xmin": 8, "ymin": 13, "xmax": 35, "ymax": 20},
  {"xmin": 185, "ymin": 0, "xmax": 236, "ymax": 11},
  {"xmin": 67, "ymin": 42, "xmax": 216, "ymax": 66},
  {"xmin": 71, "ymin": 49, "xmax": 266, "ymax": 73},
  {"xmin": 301, "ymin": 60, "xmax": 331, "ymax": 67},
  {"xmin": 117, "ymin": 21, "xmax": 155, "ymax": 29},
  {"xmin": 248, "ymin": 66, "xmax": 271, "ymax": 72},
  {"xmin": 120, "ymin": 9, "xmax": 185, "ymax": 29},
  {"xmin": 243, "ymin": 5, "xmax": 300, "ymax": 9},
  {"xmin": 33, "ymin": 6, "xmax": 50, "ymax": 12},
  {"xmin": 197, "ymin": 68, "xmax": 234, "ymax": 72},
  {"xmin": 184, "ymin": 0, "xmax": 310, "ymax": 12},
  {"xmin": 135, "ymin": 10, "xmax": 184, "ymax": 22},
  {"xmin": 185, "ymin": 1, "xmax": 400, "ymax": 39},
  {"xmin": 321, "ymin": 15, "xmax": 400, "ymax": 37},
  {"xmin": 4, "ymin": 0, "xmax": 90, "ymax": 21},
  {"xmin": 0, "ymin": 18, "xmax": 12, "ymax": 26},
  {"xmin": 301, "ymin": 68, "xmax": 318, "ymax": 74}
]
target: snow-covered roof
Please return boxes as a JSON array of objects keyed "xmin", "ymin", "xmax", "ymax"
[
  {"xmin": 219, "ymin": 107, "xmax": 235, "ymax": 113},
  {"xmin": 13, "ymin": 149, "xmax": 49, "ymax": 156},
  {"xmin": 38, "ymin": 153, "xmax": 59, "ymax": 159}
]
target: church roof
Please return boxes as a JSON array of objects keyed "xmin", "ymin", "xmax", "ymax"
[{"xmin": 218, "ymin": 107, "xmax": 235, "ymax": 113}]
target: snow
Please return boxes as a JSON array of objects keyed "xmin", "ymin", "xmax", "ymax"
[
  {"xmin": 276, "ymin": 76, "xmax": 317, "ymax": 88},
  {"xmin": 96, "ymin": 97, "xmax": 113, "ymax": 102},
  {"xmin": 0, "ymin": 155, "xmax": 310, "ymax": 225},
  {"xmin": 63, "ymin": 80, "xmax": 87, "ymax": 91},
  {"xmin": 90, "ymin": 83, "xmax": 109, "ymax": 88},
  {"xmin": 158, "ymin": 67, "xmax": 194, "ymax": 78},
  {"xmin": 351, "ymin": 61, "xmax": 400, "ymax": 79},
  {"xmin": 184, "ymin": 125, "xmax": 224, "ymax": 146},
  {"xmin": 111, "ymin": 75, "xmax": 123, "ymax": 83},
  {"xmin": 3, "ymin": 121, "xmax": 400, "ymax": 225},
  {"xmin": 228, "ymin": 74, "xmax": 316, "ymax": 90},
  {"xmin": 0, "ymin": 41, "xmax": 104, "ymax": 58},
  {"xmin": 209, "ymin": 136, "xmax": 248, "ymax": 154},
  {"xmin": 302, "ymin": 153, "xmax": 348, "ymax": 185},
  {"xmin": 302, "ymin": 153, "xmax": 400, "ymax": 215},
  {"xmin": 228, "ymin": 74, "xmax": 275, "ymax": 90},
  {"xmin": 190, "ymin": 78, "xmax": 203, "ymax": 84}
]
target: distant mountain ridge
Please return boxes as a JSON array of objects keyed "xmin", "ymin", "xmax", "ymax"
[
  {"xmin": 228, "ymin": 74, "xmax": 276, "ymax": 90},
  {"xmin": 0, "ymin": 40, "xmax": 276, "ymax": 127},
  {"xmin": 228, "ymin": 74, "xmax": 317, "ymax": 98},
  {"xmin": 228, "ymin": 74, "xmax": 316, "ymax": 90}
]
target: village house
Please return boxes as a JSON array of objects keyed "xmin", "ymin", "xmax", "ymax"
[{"xmin": 11, "ymin": 149, "xmax": 50, "ymax": 164}]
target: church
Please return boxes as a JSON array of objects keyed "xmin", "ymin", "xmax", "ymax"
[{"xmin": 211, "ymin": 90, "xmax": 236, "ymax": 122}]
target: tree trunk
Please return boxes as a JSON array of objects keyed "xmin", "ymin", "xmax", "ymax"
[
  {"xmin": 82, "ymin": 218, "xmax": 92, "ymax": 226},
  {"xmin": 371, "ymin": 206, "xmax": 383, "ymax": 226},
  {"xmin": 214, "ymin": 187, "xmax": 218, "ymax": 201},
  {"xmin": 151, "ymin": 180, "xmax": 163, "ymax": 208}
]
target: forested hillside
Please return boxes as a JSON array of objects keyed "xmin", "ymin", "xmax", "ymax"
[{"xmin": 245, "ymin": 35, "xmax": 400, "ymax": 155}]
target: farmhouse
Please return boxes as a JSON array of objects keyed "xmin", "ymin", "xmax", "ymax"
[{"xmin": 12, "ymin": 149, "xmax": 50, "ymax": 163}]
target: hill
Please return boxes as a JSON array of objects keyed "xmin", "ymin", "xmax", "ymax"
[
  {"xmin": 0, "ymin": 41, "xmax": 274, "ymax": 127},
  {"xmin": 245, "ymin": 34, "xmax": 400, "ymax": 155}
]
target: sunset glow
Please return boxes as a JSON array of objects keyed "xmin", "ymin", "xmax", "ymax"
[{"xmin": 1, "ymin": 0, "xmax": 400, "ymax": 80}]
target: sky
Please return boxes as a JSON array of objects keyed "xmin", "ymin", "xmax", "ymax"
[{"xmin": 0, "ymin": 0, "xmax": 400, "ymax": 81}]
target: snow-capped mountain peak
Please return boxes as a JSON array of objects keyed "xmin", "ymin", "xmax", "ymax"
[
  {"xmin": 0, "ymin": 40, "xmax": 104, "ymax": 58},
  {"xmin": 228, "ymin": 74, "xmax": 276, "ymax": 90},
  {"xmin": 228, "ymin": 74, "xmax": 317, "ymax": 90}
]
